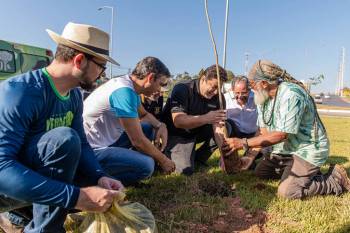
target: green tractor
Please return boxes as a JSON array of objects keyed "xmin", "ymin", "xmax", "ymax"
[{"xmin": 0, "ymin": 39, "xmax": 53, "ymax": 82}]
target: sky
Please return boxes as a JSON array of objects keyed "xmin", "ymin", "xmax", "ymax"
[{"xmin": 0, "ymin": 0, "xmax": 349, "ymax": 93}]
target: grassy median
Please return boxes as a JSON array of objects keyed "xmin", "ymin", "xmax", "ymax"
[
  {"xmin": 2, "ymin": 117, "xmax": 349, "ymax": 233},
  {"xmin": 127, "ymin": 116, "xmax": 350, "ymax": 233}
]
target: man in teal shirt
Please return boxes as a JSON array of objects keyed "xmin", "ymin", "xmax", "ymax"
[{"xmin": 222, "ymin": 60, "xmax": 350, "ymax": 199}]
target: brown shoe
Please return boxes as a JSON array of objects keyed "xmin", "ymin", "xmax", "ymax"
[
  {"xmin": 0, "ymin": 213, "xmax": 24, "ymax": 233},
  {"xmin": 333, "ymin": 165, "xmax": 350, "ymax": 191}
]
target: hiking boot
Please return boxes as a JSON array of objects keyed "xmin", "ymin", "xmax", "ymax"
[
  {"xmin": 332, "ymin": 164, "xmax": 350, "ymax": 191},
  {"xmin": 0, "ymin": 213, "xmax": 24, "ymax": 233}
]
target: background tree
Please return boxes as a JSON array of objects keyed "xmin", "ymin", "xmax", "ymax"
[
  {"xmin": 226, "ymin": 70, "xmax": 235, "ymax": 82},
  {"xmin": 343, "ymin": 87, "xmax": 350, "ymax": 96},
  {"xmin": 306, "ymin": 74, "xmax": 324, "ymax": 92}
]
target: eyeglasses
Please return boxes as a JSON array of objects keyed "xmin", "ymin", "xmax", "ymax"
[
  {"xmin": 89, "ymin": 58, "xmax": 107, "ymax": 74},
  {"xmin": 234, "ymin": 92, "xmax": 249, "ymax": 97},
  {"xmin": 84, "ymin": 54, "xmax": 107, "ymax": 76}
]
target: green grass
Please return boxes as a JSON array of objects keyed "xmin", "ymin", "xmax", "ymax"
[
  {"xmin": 1, "ymin": 117, "xmax": 349, "ymax": 233},
  {"xmin": 126, "ymin": 116, "xmax": 350, "ymax": 233}
]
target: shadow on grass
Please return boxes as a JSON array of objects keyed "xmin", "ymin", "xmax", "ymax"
[
  {"xmin": 331, "ymin": 224, "xmax": 350, "ymax": 233},
  {"xmin": 126, "ymin": 157, "xmax": 277, "ymax": 233},
  {"xmin": 326, "ymin": 155, "xmax": 349, "ymax": 165}
]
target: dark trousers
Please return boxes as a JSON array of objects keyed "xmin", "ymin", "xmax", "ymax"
[
  {"xmin": 1, "ymin": 127, "xmax": 86, "ymax": 233},
  {"xmin": 255, "ymin": 153, "xmax": 343, "ymax": 199},
  {"xmin": 165, "ymin": 125, "xmax": 217, "ymax": 175}
]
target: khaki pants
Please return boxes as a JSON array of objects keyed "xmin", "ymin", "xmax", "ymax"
[{"xmin": 255, "ymin": 154, "xmax": 343, "ymax": 199}]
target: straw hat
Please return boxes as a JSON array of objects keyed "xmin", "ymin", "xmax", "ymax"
[{"xmin": 46, "ymin": 22, "xmax": 119, "ymax": 65}]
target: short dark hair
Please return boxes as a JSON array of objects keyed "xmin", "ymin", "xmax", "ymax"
[
  {"xmin": 131, "ymin": 56, "xmax": 170, "ymax": 80},
  {"xmin": 231, "ymin": 75, "xmax": 249, "ymax": 89},
  {"xmin": 55, "ymin": 44, "xmax": 80, "ymax": 62},
  {"xmin": 202, "ymin": 65, "xmax": 227, "ymax": 82}
]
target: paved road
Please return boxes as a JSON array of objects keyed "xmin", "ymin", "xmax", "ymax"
[
  {"xmin": 322, "ymin": 95, "xmax": 350, "ymax": 108},
  {"xmin": 316, "ymin": 95, "xmax": 350, "ymax": 116}
]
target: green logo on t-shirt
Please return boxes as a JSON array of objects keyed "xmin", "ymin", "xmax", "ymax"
[{"xmin": 46, "ymin": 111, "xmax": 74, "ymax": 131}]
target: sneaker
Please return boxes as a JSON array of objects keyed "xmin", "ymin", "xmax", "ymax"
[
  {"xmin": 0, "ymin": 213, "xmax": 24, "ymax": 233},
  {"xmin": 332, "ymin": 164, "xmax": 350, "ymax": 191}
]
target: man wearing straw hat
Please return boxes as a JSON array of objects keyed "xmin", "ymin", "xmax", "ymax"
[
  {"xmin": 222, "ymin": 60, "xmax": 350, "ymax": 199},
  {"xmin": 0, "ymin": 22, "xmax": 124, "ymax": 232}
]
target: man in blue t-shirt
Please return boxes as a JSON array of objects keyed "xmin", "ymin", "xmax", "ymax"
[{"xmin": 0, "ymin": 22, "xmax": 124, "ymax": 233}]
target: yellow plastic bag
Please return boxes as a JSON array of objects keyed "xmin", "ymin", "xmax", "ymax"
[{"xmin": 65, "ymin": 192, "xmax": 156, "ymax": 233}]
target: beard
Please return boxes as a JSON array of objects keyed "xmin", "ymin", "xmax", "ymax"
[
  {"xmin": 253, "ymin": 88, "xmax": 269, "ymax": 105},
  {"xmin": 79, "ymin": 79, "xmax": 95, "ymax": 92},
  {"xmin": 78, "ymin": 67, "xmax": 97, "ymax": 92}
]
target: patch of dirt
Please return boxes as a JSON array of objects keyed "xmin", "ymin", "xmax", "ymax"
[
  {"xmin": 168, "ymin": 196, "xmax": 268, "ymax": 233},
  {"xmin": 210, "ymin": 196, "xmax": 267, "ymax": 233},
  {"xmin": 198, "ymin": 178, "xmax": 233, "ymax": 197},
  {"xmin": 253, "ymin": 183, "xmax": 267, "ymax": 191}
]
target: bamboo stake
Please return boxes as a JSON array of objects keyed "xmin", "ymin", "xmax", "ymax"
[
  {"xmin": 204, "ymin": 0, "xmax": 242, "ymax": 173},
  {"xmin": 204, "ymin": 0, "xmax": 226, "ymax": 136}
]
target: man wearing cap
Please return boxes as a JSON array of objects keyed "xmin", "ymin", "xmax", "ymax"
[
  {"xmin": 83, "ymin": 57, "xmax": 175, "ymax": 185},
  {"xmin": 0, "ymin": 22, "xmax": 124, "ymax": 232},
  {"xmin": 222, "ymin": 60, "xmax": 350, "ymax": 199}
]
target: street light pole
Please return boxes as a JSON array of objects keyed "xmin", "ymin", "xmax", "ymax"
[
  {"xmin": 98, "ymin": 6, "xmax": 114, "ymax": 79},
  {"xmin": 222, "ymin": 0, "xmax": 229, "ymax": 69}
]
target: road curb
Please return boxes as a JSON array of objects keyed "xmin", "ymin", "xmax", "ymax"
[
  {"xmin": 318, "ymin": 109, "xmax": 350, "ymax": 117},
  {"xmin": 318, "ymin": 109, "xmax": 350, "ymax": 113}
]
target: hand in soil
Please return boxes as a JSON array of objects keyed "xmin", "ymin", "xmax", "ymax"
[{"xmin": 222, "ymin": 137, "xmax": 243, "ymax": 156}]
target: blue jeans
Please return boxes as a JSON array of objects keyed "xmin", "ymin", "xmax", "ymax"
[
  {"xmin": 95, "ymin": 123, "xmax": 155, "ymax": 185},
  {"xmin": 0, "ymin": 127, "xmax": 82, "ymax": 233}
]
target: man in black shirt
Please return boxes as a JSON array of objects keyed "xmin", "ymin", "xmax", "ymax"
[
  {"xmin": 162, "ymin": 65, "xmax": 227, "ymax": 175},
  {"xmin": 141, "ymin": 90, "xmax": 165, "ymax": 120}
]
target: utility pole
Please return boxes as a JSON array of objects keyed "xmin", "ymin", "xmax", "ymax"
[
  {"xmin": 98, "ymin": 6, "xmax": 114, "ymax": 79},
  {"xmin": 244, "ymin": 52, "xmax": 249, "ymax": 76},
  {"xmin": 222, "ymin": 0, "xmax": 229, "ymax": 68},
  {"xmin": 336, "ymin": 47, "xmax": 345, "ymax": 96}
]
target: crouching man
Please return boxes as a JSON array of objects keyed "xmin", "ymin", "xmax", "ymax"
[
  {"xmin": 162, "ymin": 65, "xmax": 227, "ymax": 175},
  {"xmin": 0, "ymin": 22, "xmax": 124, "ymax": 232},
  {"xmin": 83, "ymin": 57, "xmax": 175, "ymax": 185},
  {"xmin": 222, "ymin": 60, "xmax": 350, "ymax": 199}
]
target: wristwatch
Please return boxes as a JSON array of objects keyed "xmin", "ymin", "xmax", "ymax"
[{"xmin": 242, "ymin": 138, "xmax": 249, "ymax": 151}]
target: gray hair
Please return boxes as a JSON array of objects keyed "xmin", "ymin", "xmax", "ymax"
[
  {"xmin": 131, "ymin": 56, "xmax": 170, "ymax": 80},
  {"xmin": 231, "ymin": 75, "xmax": 249, "ymax": 89}
]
